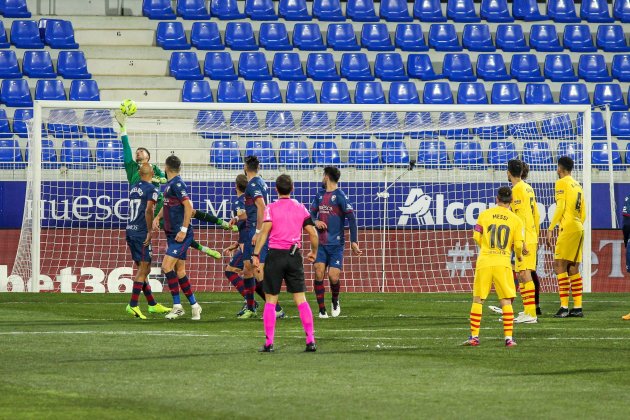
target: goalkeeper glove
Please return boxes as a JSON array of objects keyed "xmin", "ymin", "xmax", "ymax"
[
  {"xmin": 114, "ymin": 110, "xmax": 128, "ymax": 135},
  {"xmin": 152, "ymin": 176, "xmax": 167, "ymax": 184}
]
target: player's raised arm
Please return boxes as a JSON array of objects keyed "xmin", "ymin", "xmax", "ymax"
[{"xmin": 117, "ymin": 111, "xmax": 137, "ymax": 183}]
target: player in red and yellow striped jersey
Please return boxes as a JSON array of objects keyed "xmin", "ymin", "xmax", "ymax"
[
  {"xmin": 546, "ymin": 157, "xmax": 586, "ymax": 318},
  {"xmin": 464, "ymin": 187, "xmax": 525, "ymax": 348}
]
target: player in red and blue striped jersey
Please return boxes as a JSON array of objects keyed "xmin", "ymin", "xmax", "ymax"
[{"xmin": 310, "ymin": 166, "xmax": 362, "ymax": 318}]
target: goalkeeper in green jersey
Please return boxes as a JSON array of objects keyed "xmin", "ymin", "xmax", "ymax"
[{"xmin": 116, "ymin": 111, "xmax": 235, "ymax": 259}]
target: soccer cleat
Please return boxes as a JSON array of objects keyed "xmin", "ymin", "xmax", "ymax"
[
  {"xmin": 622, "ymin": 312, "xmax": 630, "ymax": 320},
  {"xmin": 331, "ymin": 300, "xmax": 341, "ymax": 317},
  {"xmin": 191, "ymin": 303, "xmax": 202, "ymax": 320},
  {"xmin": 200, "ymin": 246, "xmax": 221, "ymax": 259},
  {"xmin": 488, "ymin": 305, "xmax": 503, "ymax": 314},
  {"xmin": 126, "ymin": 304, "xmax": 147, "ymax": 320},
  {"xmin": 568, "ymin": 308, "xmax": 584, "ymax": 318},
  {"xmin": 148, "ymin": 303, "xmax": 171, "ymax": 314},
  {"xmin": 236, "ymin": 301, "xmax": 248, "ymax": 317},
  {"xmin": 319, "ymin": 310, "xmax": 329, "ymax": 319},
  {"xmin": 165, "ymin": 304, "xmax": 185, "ymax": 319},
  {"xmin": 276, "ymin": 308, "xmax": 286, "ymax": 319},
  {"xmin": 553, "ymin": 307, "xmax": 569, "ymax": 318},
  {"xmin": 462, "ymin": 336, "xmax": 480, "ymax": 346},
  {"xmin": 237, "ymin": 309, "xmax": 257, "ymax": 319},
  {"xmin": 514, "ymin": 313, "xmax": 538, "ymax": 324},
  {"xmin": 305, "ymin": 342, "xmax": 317, "ymax": 352},
  {"xmin": 536, "ymin": 307, "xmax": 543, "ymax": 316},
  {"xmin": 258, "ymin": 344, "xmax": 274, "ymax": 352},
  {"xmin": 505, "ymin": 338, "xmax": 517, "ymax": 347}
]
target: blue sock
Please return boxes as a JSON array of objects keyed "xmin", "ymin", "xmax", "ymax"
[
  {"xmin": 178, "ymin": 276, "xmax": 197, "ymax": 305},
  {"xmin": 165, "ymin": 271, "xmax": 181, "ymax": 305}
]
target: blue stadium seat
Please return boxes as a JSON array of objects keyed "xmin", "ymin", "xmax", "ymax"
[
  {"xmin": 395, "ymin": 24, "xmax": 429, "ymax": 51},
  {"xmin": 35, "ymin": 79, "xmax": 65, "ymax": 100},
  {"xmin": 491, "ymin": 83, "xmax": 522, "ymax": 104},
  {"xmin": 0, "ymin": 110, "xmax": 12, "ymax": 140},
  {"xmin": 488, "ymin": 141, "xmax": 517, "ymax": 169},
  {"xmin": 225, "ymin": 22, "xmax": 257, "ymax": 50},
  {"xmin": 191, "ymin": 22, "xmax": 224, "ymax": 50},
  {"xmin": 428, "ymin": 24, "xmax": 462, "ymax": 51},
  {"xmin": 523, "ymin": 142, "xmax": 554, "ymax": 170},
  {"xmin": 293, "ymin": 23, "xmax": 325, "ymax": 51},
  {"xmin": 272, "ymin": 52, "xmax": 306, "ymax": 80},
  {"xmin": 1, "ymin": 79, "xmax": 32, "ymax": 107},
  {"xmin": 169, "ymin": 52, "xmax": 202, "ymax": 80},
  {"xmin": 544, "ymin": 54, "xmax": 578, "ymax": 82},
  {"xmin": 182, "ymin": 80, "xmax": 213, "ymax": 102},
  {"xmin": 246, "ymin": 140, "xmax": 278, "ymax": 168},
  {"xmin": 473, "ymin": 112, "xmax": 507, "ymax": 140},
  {"xmin": 0, "ymin": 139, "xmax": 25, "ymax": 169},
  {"xmin": 438, "ymin": 113, "xmax": 466, "ymax": 140},
  {"xmin": 547, "ymin": 0, "xmax": 580, "ymax": 22},
  {"xmin": 592, "ymin": 142, "xmax": 623, "ymax": 170},
  {"xmin": 337, "ymin": 111, "xmax": 369, "ymax": 139},
  {"xmin": 0, "ymin": 50, "xmax": 21, "ymax": 78},
  {"xmin": 61, "ymin": 139, "xmax": 91, "ymax": 168},
  {"xmin": 217, "ymin": 80, "xmax": 248, "ymax": 102},
  {"xmin": 348, "ymin": 141, "xmax": 380, "ymax": 169},
  {"xmin": 204, "ymin": 52, "xmax": 237, "ymax": 80},
  {"xmin": 238, "ymin": 52, "xmax": 271, "ymax": 80},
  {"xmin": 558, "ymin": 141, "xmax": 582, "ymax": 163},
  {"xmin": 496, "ymin": 24, "xmax": 529, "ymax": 51},
  {"xmin": 447, "ymin": 0, "xmax": 480, "ymax": 22},
  {"xmin": 245, "ymin": 0, "xmax": 277, "ymax": 20},
  {"xmin": 615, "ymin": 0, "xmax": 630, "ymax": 22},
  {"xmin": 355, "ymin": 81, "xmax": 385, "ymax": 104},
  {"xmin": 252, "ymin": 80, "xmax": 282, "ymax": 103},
  {"xmin": 3, "ymin": 0, "xmax": 31, "ymax": 17},
  {"xmin": 510, "ymin": 54, "xmax": 544, "ymax": 82},
  {"xmin": 380, "ymin": 0, "xmax": 412, "ymax": 22},
  {"xmin": 407, "ymin": 54, "xmax": 442, "ymax": 80},
  {"xmin": 389, "ymin": 81, "xmax": 420, "ymax": 103},
  {"xmin": 313, "ymin": 141, "xmax": 342, "ymax": 164},
  {"xmin": 313, "ymin": 0, "xmax": 344, "ymax": 21},
  {"xmin": 442, "ymin": 53, "xmax": 475, "ymax": 82},
  {"xmin": 0, "ymin": 22, "xmax": 9, "ymax": 48},
  {"xmin": 307, "ymin": 53, "xmax": 340, "ymax": 81},
  {"xmin": 210, "ymin": 0, "xmax": 245, "ymax": 19},
  {"xmin": 301, "ymin": 110, "xmax": 332, "ymax": 139},
  {"xmin": 423, "ymin": 82, "xmax": 454, "ymax": 104},
  {"xmin": 559, "ymin": 83, "xmax": 590, "ymax": 104},
  {"xmin": 414, "ymin": 0, "xmax": 446, "ymax": 21},
  {"xmin": 404, "ymin": 111, "xmax": 436, "ymax": 139},
  {"xmin": 462, "ymin": 24, "xmax": 495, "ymax": 51},
  {"xmin": 361, "ymin": 23, "xmax": 394, "ymax": 51},
  {"xmin": 578, "ymin": 54, "xmax": 612, "ymax": 82},
  {"xmin": 83, "ymin": 110, "xmax": 116, "ymax": 139},
  {"xmin": 210, "ymin": 140, "xmax": 241, "ymax": 169},
  {"xmin": 454, "ymin": 141, "xmax": 484, "ymax": 168},
  {"xmin": 47, "ymin": 109, "xmax": 81, "ymax": 138},
  {"xmin": 26, "ymin": 137, "xmax": 58, "ymax": 168},
  {"xmin": 597, "ymin": 25, "xmax": 630, "ymax": 52},
  {"xmin": 259, "ymin": 22, "xmax": 291, "ymax": 50},
  {"xmin": 371, "ymin": 111, "xmax": 401, "ymax": 140},
  {"xmin": 279, "ymin": 0, "xmax": 311, "ymax": 20},
  {"xmin": 581, "ymin": 0, "xmax": 614, "ymax": 22},
  {"xmin": 529, "ymin": 24, "xmax": 562, "ymax": 52},
  {"xmin": 156, "ymin": 21, "xmax": 189, "ymax": 50},
  {"xmin": 13, "ymin": 109, "xmax": 31, "ymax": 138},
  {"xmin": 480, "ymin": 0, "xmax": 513, "ymax": 22},
  {"xmin": 381, "ymin": 140, "xmax": 409, "ymax": 166},
  {"xmin": 340, "ymin": 53, "xmax": 372, "ymax": 80},
  {"xmin": 585, "ymin": 111, "xmax": 607, "ymax": 139},
  {"xmin": 11, "ymin": 20, "xmax": 44, "ymax": 48},
  {"xmin": 563, "ymin": 25, "xmax": 597, "ymax": 52},
  {"xmin": 279, "ymin": 140, "xmax": 309, "ymax": 168},
  {"xmin": 45, "ymin": 20, "xmax": 78, "ymax": 49},
  {"xmin": 327, "ymin": 23, "xmax": 360, "ymax": 51},
  {"xmin": 612, "ymin": 112, "xmax": 630, "ymax": 139},
  {"xmin": 69, "ymin": 80, "xmax": 99, "ymax": 101},
  {"xmin": 347, "ymin": 0, "xmax": 379, "ymax": 22},
  {"xmin": 457, "ymin": 82, "xmax": 488, "ymax": 104},
  {"xmin": 320, "ymin": 81, "xmax": 350, "ymax": 103},
  {"xmin": 417, "ymin": 141, "xmax": 450, "ymax": 169},
  {"xmin": 541, "ymin": 113, "xmax": 575, "ymax": 139},
  {"xmin": 594, "ymin": 83, "xmax": 628, "ymax": 110},
  {"xmin": 512, "ymin": 0, "xmax": 548, "ymax": 21},
  {"xmin": 177, "ymin": 0, "xmax": 210, "ymax": 19},
  {"xmin": 57, "ymin": 51, "xmax": 91, "ymax": 79},
  {"xmin": 143, "ymin": 0, "xmax": 176, "ymax": 19},
  {"xmin": 524, "ymin": 83, "xmax": 554, "ymax": 104},
  {"xmin": 229, "ymin": 109, "xmax": 259, "ymax": 132},
  {"xmin": 612, "ymin": 54, "xmax": 630, "ymax": 82},
  {"xmin": 374, "ymin": 53, "xmax": 408, "ymax": 81},
  {"xmin": 286, "ymin": 81, "xmax": 317, "ymax": 103},
  {"xmin": 96, "ymin": 139, "xmax": 124, "ymax": 168},
  {"xmin": 196, "ymin": 110, "xmax": 229, "ymax": 139},
  {"xmin": 476, "ymin": 53, "xmax": 511, "ymax": 80}
]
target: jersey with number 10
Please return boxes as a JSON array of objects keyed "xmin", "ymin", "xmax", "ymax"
[
  {"xmin": 553, "ymin": 175, "xmax": 585, "ymax": 234},
  {"xmin": 127, "ymin": 181, "xmax": 158, "ymax": 237},
  {"xmin": 473, "ymin": 206, "xmax": 524, "ymax": 270}
]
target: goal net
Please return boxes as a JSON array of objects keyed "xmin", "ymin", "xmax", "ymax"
[{"xmin": 11, "ymin": 101, "xmax": 592, "ymax": 294}]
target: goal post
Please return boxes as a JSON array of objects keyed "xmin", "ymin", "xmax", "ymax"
[{"xmin": 15, "ymin": 100, "xmax": 592, "ymax": 294}]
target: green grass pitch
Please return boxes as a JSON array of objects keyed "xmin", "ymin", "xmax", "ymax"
[{"xmin": 1, "ymin": 292, "xmax": 630, "ymax": 419}]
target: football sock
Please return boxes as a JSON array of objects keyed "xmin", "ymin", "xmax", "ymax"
[
  {"xmin": 502, "ymin": 304, "xmax": 514, "ymax": 339},
  {"xmin": 165, "ymin": 270, "xmax": 181, "ymax": 305},
  {"xmin": 129, "ymin": 281, "xmax": 143, "ymax": 307},
  {"xmin": 191, "ymin": 240, "xmax": 202, "ymax": 251},
  {"xmin": 263, "ymin": 303, "xmax": 276, "ymax": 346},
  {"xmin": 226, "ymin": 271, "xmax": 247, "ymax": 298},
  {"xmin": 469, "ymin": 302, "xmax": 482, "ymax": 337},
  {"xmin": 314, "ymin": 280, "xmax": 326, "ymax": 313},
  {"xmin": 255, "ymin": 281, "xmax": 266, "ymax": 301},
  {"xmin": 142, "ymin": 281, "xmax": 157, "ymax": 306},
  {"xmin": 558, "ymin": 272, "xmax": 570, "ymax": 308},
  {"xmin": 178, "ymin": 275, "xmax": 197, "ymax": 305},
  {"xmin": 531, "ymin": 271, "xmax": 540, "ymax": 307},
  {"xmin": 297, "ymin": 301, "xmax": 315, "ymax": 344},
  {"xmin": 330, "ymin": 281, "xmax": 340, "ymax": 305},
  {"xmin": 520, "ymin": 280, "xmax": 536, "ymax": 317},
  {"xmin": 569, "ymin": 273, "xmax": 583, "ymax": 308},
  {"xmin": 244, "ymin": 277, "xmax": 256, "ymax": 310},
  {"xmin": 194, "ymin": 210, "xmax": 221, "ymax": 225}
]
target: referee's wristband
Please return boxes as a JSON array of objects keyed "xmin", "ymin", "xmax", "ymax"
[{"xmin": 180, "ymin": 226, "xmax": 188, "ymax": 233}]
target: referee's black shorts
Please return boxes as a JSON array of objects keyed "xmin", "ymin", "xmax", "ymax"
[{"xmin": 263, "ymin": 248, "xmax": 306, "ymax": 295}]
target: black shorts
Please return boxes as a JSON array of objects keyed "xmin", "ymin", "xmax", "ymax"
[{"xmin": 263, "ymin": 249, "xmax": 306, "ymax": 295}]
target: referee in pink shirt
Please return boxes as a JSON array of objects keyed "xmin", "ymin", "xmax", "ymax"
[{"xmin": 252, "ymin": 174, "xmax": 319, "ymax": 353}]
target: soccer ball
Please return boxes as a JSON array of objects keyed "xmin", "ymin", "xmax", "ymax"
[{"xmin": 120, "ymin": 99, "xmax": 137, "ymax": 116}]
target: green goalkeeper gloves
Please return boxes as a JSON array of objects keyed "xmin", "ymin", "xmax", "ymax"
[{"xmin": 114, "ymin": 110, "xmax": 127, "ymax": 135}]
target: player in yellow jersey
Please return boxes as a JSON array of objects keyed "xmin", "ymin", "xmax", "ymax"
[
  {"xmin": 546, "ymin": 157, "xmax": 586, "ymax": 318},
  {"xmin": 521, "ymin": 162, "xmax": 542, "ymax": 315},
  {"xmin": 508, "ymin": 160, "xmax": 539, "ymax": 324},
  {"xmin": 464, "ymin": 187, "xmax": 525, "ymax": 348}
]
